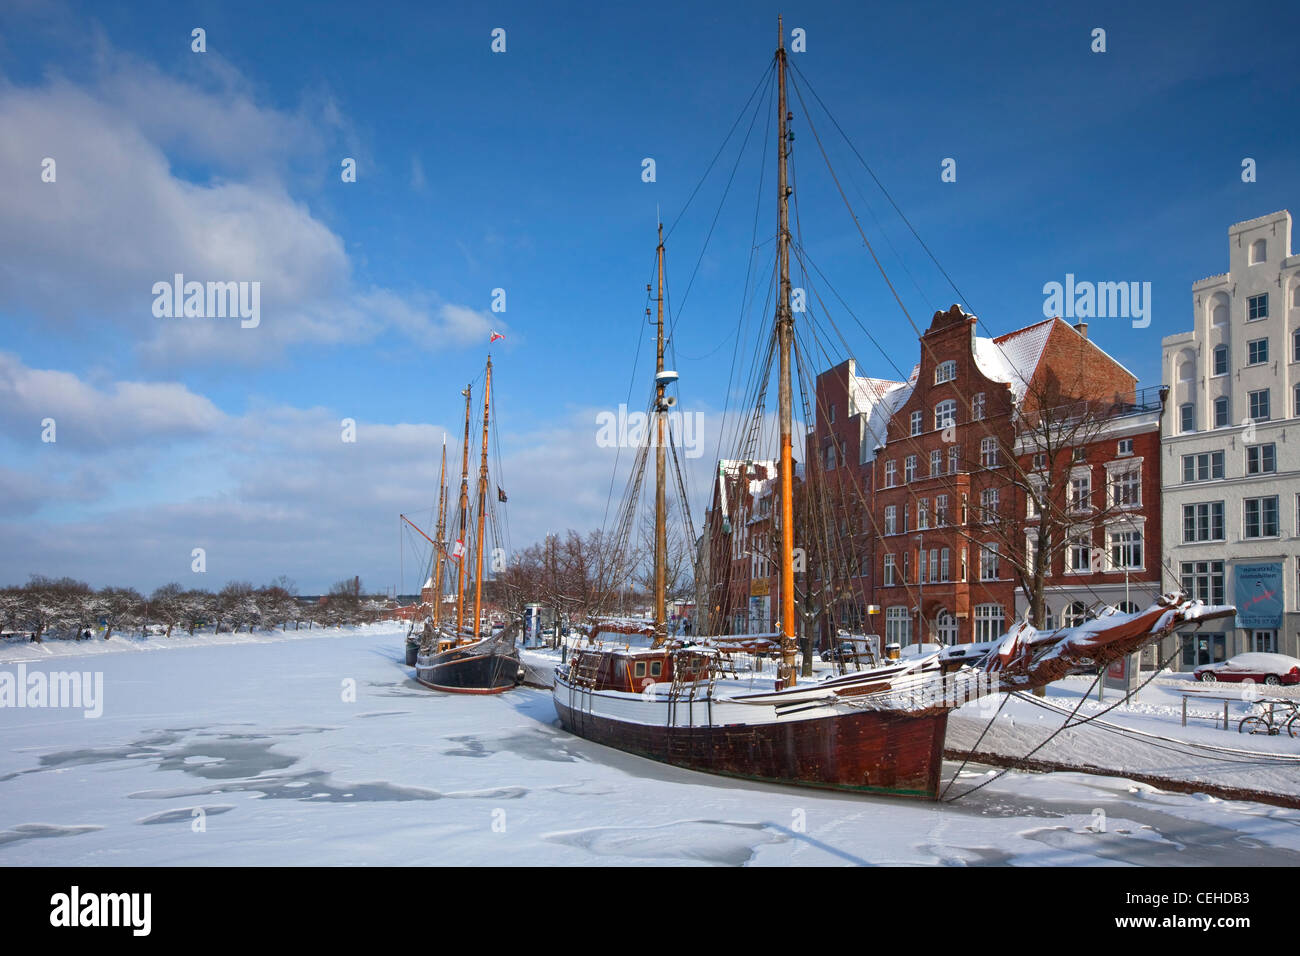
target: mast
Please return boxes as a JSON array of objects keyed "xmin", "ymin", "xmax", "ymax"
[
  {"xmin": 455, "ymin": 384, "xmax": 472, "ymax": 636},
  {"xmin": 653, "ymin": 223, "xmax": 668, "ymax": 647},
  {"xmin": 775, "ymin": 16, "xmax": 798, "ymax": 686},
  {"xmin": 472, "ymin": 356, "xmax": 493, "ymax": 641},
  {"xmin": 431, "ymin": 437, "xmax": 447, "ymax": 626}
]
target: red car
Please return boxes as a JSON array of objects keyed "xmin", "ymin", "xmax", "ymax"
[{"xmin": 1194, "ymin": 652, "xmax": 1300, "ymax": 686}]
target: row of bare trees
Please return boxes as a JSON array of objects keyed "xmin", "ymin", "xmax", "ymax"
[
  {"xmin": 0, "ymin": 575, "xmax": 391, "ymax": 642},
  {"xmin": 496, "ymin": 522, "xmax": 695, "ymax": 630}
]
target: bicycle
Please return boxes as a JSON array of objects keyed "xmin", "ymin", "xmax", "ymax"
[{"xmin": 1238, "ymin": 698, "xmax": 1299, "ymax": 737}]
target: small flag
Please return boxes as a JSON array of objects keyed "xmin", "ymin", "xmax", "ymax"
[
  {"xmin": 452, "ymin": 539, "xmax": 465, "ymax": 559},
  {"xmin": 497, "ymin": 486, "xmax": 508, "ymax": 503},
  {"xmin": 489, "ymin": 331, "xmax": 505, "ymax": 344}
]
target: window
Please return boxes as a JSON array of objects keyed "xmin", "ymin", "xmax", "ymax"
[
  {"xmin": 980, "ymin": 487, "xmax": 999, "ymax": 524},
  {"xmin": 1181, "ymin": 560, "xmax": 1225, "ymax": 605},
  {"xmin": 1111, "ymin": 467, "xmax": 1140, "ymax": 508},
  {"xmin": 1183, "ymin": 502, "xmax": 1225, "ymax": 543},
  {"xmin": 1181, "ymin": 451, "xmax": 1225, "ymax": 482},
  {"xmin": 1068, "ymin": 531, "xmax": 1092, "ymax": 573},
  {"xmin": 917, "ymin": 549, "xmax": 926, "ymax": 585},
  {"xmin": 918, "ymin": 498, "xmax": 929, "ymax": 530},
  {"xmin": 1032, "ymin": 452, "xmax": 1046, "ymax": 470},
  {"xmin": 1248, "ymin": 293, "xmax": 1268, "ymax": 321},
  {"xmin": 980, "ymin": 436, "xmax": 1000, "ymax": 467},
  {"xmin": 939, "ymin": 548, "xmax": 950, "ymax": 582},
  {"xmin": 928, "ymin": 548, "xmax": 939, "ymax": 583},
  {"xmin": 1179, "ymin": 403, "xmax": 1195, "ymax": 433},
  {"xmin": 1072, "ymin": 447, "xmax": 1087, "ymax": 463},
  {"xmin": 974, "ymin": 604, "xmax": 1005, "ymax": 642},
  {"xmin": 979, "ymin": 543, "xmax": 1000, "ymax": 581},
  {"xmin": 1295, "ymin": 385, "xmax": 1300, "ymax": 418},
  {"xmin": 1246, "ymin": 443, "xmax": 1276, "ymax": 475},
  {"xmin": 935, "ymin": 494, "xmax": 949, "ymax": 526},
  {"xmin": 1109, "ymin": 528, "xmax": 1143, "ymax": 570},
  {"xmin": 960, "ymin": 493, "xmax": 969, "ymax": 525},
  {"xmin": 1244, "ymin": 496, "xmax": 1279, "ymax": 538},
  {"xmin": 1025, "ymin": 534, "xmax": 1041, "ymax": 575},
  {"xmin": 930, "ymin": 449, "xmax": 942, "ymax": 477},
  {"xmin": 948, "ymin": 445, "xmax": 960, "ymax": 474},
  {"xmin": 824, "ymin": 443, "xmax": 836, "ymax": 470},
  {"xmin": 1070, "ymin": 471, "xmax": 1092, "ymax": 511},
  {"xmin": 650, "ymin": 660, "xmax": 663, "ymax": 677},
  {"xmin": 1249, "ymin": 389, "xmax": 1270, "ymax": 422},
  {"xmin": 1248, "ymin": 338, "xmax": 1269, "ymax": 365},
  {"xmin": 936, "ymin": 610, "xmax": 957, "ymax": 644},
  {"xmin": 971, "ymin": 392, "xmax": 985, "ymax": 420},
  {"xmin": 885, "ymin": 606, "xmax": 912, "ymax": 646},
  {"xmin": 903, "ymin": 504, "xmax": 910, "ymax": 533},
  {"xmin": 634, "ymin": 661, "xmax": 646, "ymax": 678},
  {"xmin": 902, "ymin": 551, "xmax": 910, "ymax": 581},
  {"xmin": 905, "ymin": 455, "xmax": 917, "ymax": 482},
  {"xmin": 884, "ymin": 460, "xmax": 896, "ymax": 487},
  {"xmin": 1214, "ymin": 396, "xmax": 1229, "ymax": 428},
  {"xmin": 935, "ymin": 360, "xmax": 956, "ymax": 384},
  {"xmin": 1026, "ymin": 478, "xmax": 1043, "ymax": 519},
  {"xmin": 883, "ymin": 554, "xmax": 897, "ymax": 585},
  {"xmin": 1117, "ymin": 439, "xmax": 1133, "ymax": 456},
  {"xmin": 934, "ymin": 399, "xmax": 957, "ymax": 431},
  {"xmin": 1293, "ymin": 328, "xmax": 1300, "ymax": 363},
  {"xmin": 1063, "ymin": 602, "xmax": 1089, "ymax": 627},
  {"xmin": 910, "ymin": 410, "xmax": 923, "ymax": 436},
  {"xmin": 884, "ymin": 505, "xmax": 897, "ymax": 535},
  {"xmin": 828, "ymin": 403, "xmax": 836, "ymax": 423},
  {"xmin": 1249, "ymin": 630, "xmax": 1278, "ymax": 653},
  {"xmin": 1250, "ymin": 238, "xmax": 1267, "ymax": 264},
  {"xmin": 1212, "ymin": 344, "xmax": 1229, "ymax": 376}
]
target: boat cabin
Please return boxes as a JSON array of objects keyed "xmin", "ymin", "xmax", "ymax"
[{"xmin": 569, "ymin": 647, "xmax": 713, "ymax": 694}]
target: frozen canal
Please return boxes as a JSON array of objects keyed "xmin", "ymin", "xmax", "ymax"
[{"xmin": 3, "ymin": 625, "xmax": 1299, "ymax": 866}]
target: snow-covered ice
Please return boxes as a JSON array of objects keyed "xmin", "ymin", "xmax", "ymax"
[{"xmin": 2, "ymin": 625, "xmax": 1299, "ymax": 866}]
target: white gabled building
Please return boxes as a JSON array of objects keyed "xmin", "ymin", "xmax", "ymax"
[{"xmin": 1161, "ymin": 210, "xmax": 1300, "ymax": 671}]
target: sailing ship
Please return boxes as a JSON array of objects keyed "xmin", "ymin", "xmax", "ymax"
[
  {"xmin": 551, "ymin": 22, "xmax": 1235, "ymax": 799},
  {"xmin": 413, "ymin": 354, "xmax": 523, "ymax": 694}
]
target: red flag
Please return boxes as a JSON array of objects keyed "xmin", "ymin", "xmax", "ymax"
[{"xmin": 489, "ymin": 331, "xmax": 505, "ymax": 343}]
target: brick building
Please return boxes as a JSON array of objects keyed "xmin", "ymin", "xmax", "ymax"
[{"xmin": 805, "ymin": 304, "xmax": 1164, "ymax": 647}]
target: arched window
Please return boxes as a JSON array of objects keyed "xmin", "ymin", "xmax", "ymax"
[
  {"xmin": 935, "ymin": 610, "xmax": 958, "ymax": 645},
  {"xmin": 934, "ymin": 360, "xmax": 956, "ymax": 384},
  {"xmin": 1210, "ymin": 292, "xmax": 1229, "ymax": 327},
  {"xmin": 1250, "ymin": 238, "xmax": 1267, "ymax": 265},
  {"xmin": 934, "ymin": 399, "xmax": 957, "ymax": 430},
  {"xmin": 1063, "ymin": 601, "xmax": 1089, "ymax": 627},
  {"xmin": 1178, "ymin": 360, "xmax": 1193, "ymax": 382},
  {"xmin": 1212, "ymin": 344, "xmax": 1228, "ymax": 376}
]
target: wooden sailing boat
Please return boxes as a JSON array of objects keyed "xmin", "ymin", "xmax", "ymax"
[
  {"xmin": 415, "ymin": 355, "xmax": 523, "ymax": 693},
  {"xmin": 552, "ymin": 22, "xmax": 1236, "ymax": 798}
]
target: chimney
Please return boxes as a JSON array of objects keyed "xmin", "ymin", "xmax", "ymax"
[{"xmin": 1073, "ymin": 321, "xmax": 1088, "ymax": 339}]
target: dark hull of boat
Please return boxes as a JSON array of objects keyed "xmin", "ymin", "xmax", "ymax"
[
  {"xmin": 554, "ymin": 696, "xmax": 949, "ymax": 799},
  {"xmin": 415, "ymin": 645, "xmax": 521, "ymax": 694},
  {"xmin": 404, "ymin": 640, "xmax": 419, "ymax": 666}
]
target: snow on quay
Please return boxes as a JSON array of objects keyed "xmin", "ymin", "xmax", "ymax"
[{"xmin": 1, "ymin": 626, "xmax": 1298, "ymax": 866}]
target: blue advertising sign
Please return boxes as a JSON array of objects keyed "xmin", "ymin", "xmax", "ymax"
[{"xmin": 1234, "ymin": 562, "xmax": 1283, "ymax": 629}]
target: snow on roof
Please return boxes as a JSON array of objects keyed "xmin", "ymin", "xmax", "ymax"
[
  {"xmin": 977, "ymin": 318, "xmax": 1055, "ymax": 402},
  {"xmin": 849, "ymin": 373, "xmax": 912, "ymax": 460}
]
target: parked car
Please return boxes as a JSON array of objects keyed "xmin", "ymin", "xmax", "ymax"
[{"xmin": 1194, "ymin": 652, "xmax": 1300, "ymax": 686}]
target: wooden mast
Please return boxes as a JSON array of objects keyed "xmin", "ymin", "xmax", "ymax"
[
  {"xmin": 455, "ymin": 384, "xmax": 472, "ymax": 636},
  {"xmin": 653, "ymin": 223, "xmax": 668, "ymax": 646},
  {"xmin": 775, "ymin": 16, "xmax": 797, "ymax": 686},
  {"xmin": 472, "ymin": 356, "xmax": 493, "ymax": 641},
  {"xmin": 431, "ymin": 436, "xmax": 447, "ymax": 626}
]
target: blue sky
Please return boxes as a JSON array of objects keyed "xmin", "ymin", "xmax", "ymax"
[{"xmin": 1, "ymin": 0, "xmax": 1297, "ymax": 593}]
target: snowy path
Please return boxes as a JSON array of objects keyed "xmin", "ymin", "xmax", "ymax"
[{"xmin": 3, "ymin": 627, "xmax": 1299, "ymax": 866}]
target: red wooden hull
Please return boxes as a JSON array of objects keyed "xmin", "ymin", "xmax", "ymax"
[{"xmin": 554, "ymin": 695, "xmax": 949, "ymax": 799}]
